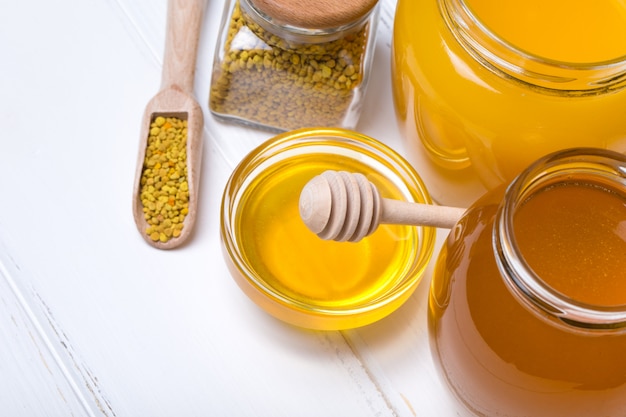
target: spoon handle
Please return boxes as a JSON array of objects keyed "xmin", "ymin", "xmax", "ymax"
[
  {"xmin": 161, "ymin": 0, "xmax": 206, "ymax": 92},
  {"xmin": 380, "ymin": 198, "xmax": 465, "ymax": 229}
]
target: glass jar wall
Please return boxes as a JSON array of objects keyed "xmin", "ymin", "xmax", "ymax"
[
  {"xmin": 392, "ymin": 0, "xmax": 626, "ymax": 206},
  {"xmin": 210, "ymin": 0, "xmax": 379, "ymax": 132},
  {"xmin": 428, "ymin": 148, "xmax": 626, "ymax": 416}
]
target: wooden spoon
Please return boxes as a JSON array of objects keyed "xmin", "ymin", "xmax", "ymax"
[
  {"xmin": 299, "ymin": 170, "xmax": 466, "ymax": 242},
  {"xmin": 132, "ymin": 0, "xmax": 206, "ymax": 249}
]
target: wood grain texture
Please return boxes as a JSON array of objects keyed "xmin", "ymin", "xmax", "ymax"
[
  {"xmin": 0, "ymin": 0, "xmax": 469, "ymax": 415},
  {"xmin": 299, "ymin": 170, "xmax": 465, "ymax": 242},
  {"xmin": 0, "ymin": 241, "xmax": 114, "ymax": 417}
]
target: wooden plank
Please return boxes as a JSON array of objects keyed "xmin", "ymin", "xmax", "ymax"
[
  {"xmin": 0, "ymin": 243, "xmax": 113, "ymax": 417},
  {"xmin": 0, "ymin": 0, "xmax": 400, "ymax": 415}
]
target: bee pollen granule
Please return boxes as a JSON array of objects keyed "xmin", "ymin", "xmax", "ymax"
[{"xmin": 139, "ymin": 116, "xmax": 189, "ymax": 243}]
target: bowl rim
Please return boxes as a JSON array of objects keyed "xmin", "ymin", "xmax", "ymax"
[{"xmin": 220, "ymin": 127, "xmax": 437, "ymax": 325}]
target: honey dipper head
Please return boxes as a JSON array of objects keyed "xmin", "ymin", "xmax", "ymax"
[{"xmin": 299, "ymin": 170, "xmax": 381, "ymax": 242}]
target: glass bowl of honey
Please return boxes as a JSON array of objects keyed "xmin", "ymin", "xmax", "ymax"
[{"xmin": 221, "ymin": 128, "xmax": 436, "ymax": 330}]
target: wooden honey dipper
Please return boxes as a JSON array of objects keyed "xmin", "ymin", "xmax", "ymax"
[{"xmin": 299, "ymin": 170, "xmax": 466, "ymax": 242}]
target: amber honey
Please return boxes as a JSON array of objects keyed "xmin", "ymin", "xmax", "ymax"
[
  {"xmin": 515, "ymin": 182, "xmax": 626, "ymax": 306},
  {"xmin": 221, "ymin": 128, "xmax": 435, "ymax": 330},
  {"xmin": 429, "ymin": 149, "xmax": 626, "ymax": 416}
]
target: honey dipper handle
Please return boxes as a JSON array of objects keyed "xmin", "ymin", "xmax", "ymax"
[
  {"xmin": 380, "ymin": 198, "xmax": 465, "ymax": 229},
  {"xmin": 299, "ymin": 170, "xmax": 467, "ymax": 242},
  {"xmin": 161, "ymin": 0, "xmax": 206, "ymax": 92}
]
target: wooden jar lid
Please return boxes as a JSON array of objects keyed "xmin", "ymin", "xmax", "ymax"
[{"xmin": 249, "ymin": 0, "xmax": 379, "ymax": 29}]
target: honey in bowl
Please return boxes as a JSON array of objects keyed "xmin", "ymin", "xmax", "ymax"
[
  {"xmin": 221, "ymin": 128, "xmax": 435, "ymax": 330},
  {"xmin": 237, "ymin": 155, "xmax": 415, "ymax": 308},
  {"xmin": 429, "ymin": 149, "xmax": 626, "ymax": 416}
]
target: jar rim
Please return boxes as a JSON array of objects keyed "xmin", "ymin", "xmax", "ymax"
[
  {"xmin": 440, "ymin": 0, "xmax": 626, "ymax": 94},
  {"xmin": 493, "ymin": 148, "xmax": 626, "ymax": 331}
]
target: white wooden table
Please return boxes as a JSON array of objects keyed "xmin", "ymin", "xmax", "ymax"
[{"xmin": 0, "ymin": 0, "xmax": 468, "ymax": 415}]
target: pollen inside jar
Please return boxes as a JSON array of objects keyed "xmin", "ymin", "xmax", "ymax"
[{"xmin": 209, "ymin": 0, "xmax": 379, "ymax": 131}]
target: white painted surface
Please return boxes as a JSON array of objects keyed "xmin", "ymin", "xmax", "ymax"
[{"xmin": 0, "ymin": 0, "xmax": 466, "ymax": 415}]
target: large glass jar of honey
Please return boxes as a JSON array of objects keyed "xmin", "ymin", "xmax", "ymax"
[
  {"xmin": 392, "ymin": 0, "xmax": 626, "ymax": 206},
  {"xmin": 429, "ymin": 148, "xmax": 626, "ymax": 416}
]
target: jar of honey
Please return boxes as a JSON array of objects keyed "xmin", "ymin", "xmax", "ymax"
[
  {"xmin": 210, "ymin": 0, "xmax": 379, "ymax": 132},
  {"xmin": 392, "ymin": 0, "xmax": 626, "ymax": 206},
  {"xmin": 429, "ymin": 148, "xmax": 626, "ymax": 416}
]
